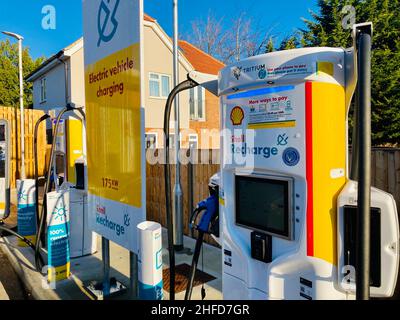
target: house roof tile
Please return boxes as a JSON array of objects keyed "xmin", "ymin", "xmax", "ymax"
[{"xmin": 178, "ymin": 40, "xmax": 225, "ymax": 75}]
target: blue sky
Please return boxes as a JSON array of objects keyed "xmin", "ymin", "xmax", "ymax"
[{"xmin": 0, "ymin": 0, "xmax": 318, "ymax": 60}]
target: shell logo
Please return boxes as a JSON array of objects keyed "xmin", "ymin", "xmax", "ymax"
[{"xmin": 231, "ymin": 106, "xmax": 245, "ymax": 126}]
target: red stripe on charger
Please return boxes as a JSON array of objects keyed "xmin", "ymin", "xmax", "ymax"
[{"xmin": 305, "ymin": 82, "xmax": 314, "ymax": 257}]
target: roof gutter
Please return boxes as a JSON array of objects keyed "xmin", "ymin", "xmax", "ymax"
[{"xmin": 25, "ymin": 50, "xmax": 65, "ymax": 82}]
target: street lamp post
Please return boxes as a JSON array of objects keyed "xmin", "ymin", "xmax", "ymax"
[
  {"xmin": 172, "ymin": 0, "xmax": 184, "ymax": 251},
  {"xmin": 2, "ymin": 31, "xmax": 25, "ymax": 179}
]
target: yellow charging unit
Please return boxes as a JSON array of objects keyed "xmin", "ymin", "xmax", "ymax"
[
  {"xmin": 49, "ymin": 110, "xmax": 97, "ymax": 260},
  {"xmin": 66, "ymin": 118, "xmax": 84, "ymax": 185},
  {"xmin": 217, "ymin": 27, "xmax": 399, "ymax": 299}
]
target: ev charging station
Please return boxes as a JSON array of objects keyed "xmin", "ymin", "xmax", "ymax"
[
  {"xmin": 0, "ymin": 104, "xmax": 97, "ymax": 281},
  {"xmin": 163, "ymin": 22, "xmax": 399, "ymax": 301},
  {"xmin": 218, "ymin": 48, "xmax": 354, "ymax": 300},
  {"xmin": 31, "ymin": 105, "xmax": 97, "ymax": 281},
  {"xmin": 49, "ymin": 108, "xmax": 96, "ymax": 259},
  {"xmin": 216, "ymin": 23, "xmax": 399, "ymax": 300}
]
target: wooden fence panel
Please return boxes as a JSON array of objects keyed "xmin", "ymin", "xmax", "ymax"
[
  {"xmin": 146, "ymin": 149, "xmax": 220, "ymax": 245},
  {"xmin": 370, "ymin": 148, "xmax": 400, "ymax": 210},
  {"xmin": 0, "ymin": 106, "xmax": 47, "ymax": 188}
]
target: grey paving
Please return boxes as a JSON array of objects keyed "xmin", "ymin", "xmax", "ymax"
[{"xmin": 0, "ymin": 229, "xmax": 222, "ymax": 300}]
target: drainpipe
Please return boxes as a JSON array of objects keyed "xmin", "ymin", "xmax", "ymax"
[{"xmin": 57, "ymin": 57, "xmax": 70, "ymax": 105}]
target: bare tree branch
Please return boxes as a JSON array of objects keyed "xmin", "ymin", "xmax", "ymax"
[{"xmin": 184, "ymin": 10, "xmax": 277, "ymax": 64}]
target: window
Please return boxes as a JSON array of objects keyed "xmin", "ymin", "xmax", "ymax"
[
  {"xmin": 40, "ymin": 78, "xmax": 47, "ymax": 102},
  {"xmin": 145, "ymin": 133, "xmax": 158, "ymax": 149},
  {"xmin": 188, "ymin": 134, "xmax": 198, "ymax": 149},
  {"xmin": 149, "ymin": 73, "xmax": 170, "ymax": 98},
  {"xmin": 190, "ymin": 86, "xmax": 206, "ymax": 121}
]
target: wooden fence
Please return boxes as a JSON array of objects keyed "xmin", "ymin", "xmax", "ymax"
[
  {"xmin": 370, "ymin": 148, "xmax": 400, "ymax": 209},
  {"xmin": 146, "ymin": 149, "xmax": 220, "ymax": 245},
  {"xmin": 0, "ymin": 106, "xmax": 47, "ymax": 188},
  {"xmin": 358, "ymin": 148, "xmax": 400, "ymax": 298}
]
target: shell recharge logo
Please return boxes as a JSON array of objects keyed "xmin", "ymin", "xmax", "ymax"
[{"xmin": 231, "ymin": 106, "xmax": 245, "ymax": 126}]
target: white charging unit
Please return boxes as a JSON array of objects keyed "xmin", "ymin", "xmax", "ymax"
[
  {"xmin": 138, "ymin": 221, "xmax": 163, "ymax": 300},
  {"xmin": 218, "ymin": 47, "xmax": 399, "ymax": 300},
  {"xmin": 49, "ymin": 109, "xmax": 97, "ymax": 259},
  {"xmin": 17, "ymin": 179, "xmax": 37, "ymax": 246}
]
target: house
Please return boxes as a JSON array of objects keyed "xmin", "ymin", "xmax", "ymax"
[{"xmin": 26, "ymin": 14, "xmax": 224, "ymax": 149}]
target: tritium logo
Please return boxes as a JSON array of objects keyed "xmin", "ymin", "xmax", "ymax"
[
  {"xmin": 233, "ymin": 67, "xmax": 242, "ymax": 80},
  {"xmin": 97, "ymin": 0, "xmax": 120, "ymax": 47},
  {"xmin": 258, "ymin": 69, "xmax": 267, "ymax": 79},
  {"xmin": 233, "ymin": 64, "xmax": 266, "ymax": 80}
]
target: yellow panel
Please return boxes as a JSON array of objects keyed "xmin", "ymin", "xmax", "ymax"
[
  {"xmin": 312, "ymin": 82, "xmax": 347, "ymax": 265},
  {"xmin": 85, "ymin": 44, "xmax": 142, "ymax": 207},
  {"xmin": 18, "ymin": 235, "xmax": 36, "ymax": 247},
  {"xmin": 317, "ymin": 61, "xmax": 334, "ymax": 77},
  {"xmin": 248, "ymin": 120, "xmax": 296, "ymax": 130},
  {"xmin": 66, "ymin": 119, "xmax": 83, "ymax": 184},
  {"xmin": 48, "ymin": 262, "xmax": 70, "ymax": 282}
]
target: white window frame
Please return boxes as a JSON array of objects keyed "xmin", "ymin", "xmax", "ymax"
[
  {"xmin": 40, "ymin": 77, "xmax": 47, "ymax": 103},
  {"xmin": 145, "ymin": 132, "xmax": 158, "ymax": 149},
  {"xmin": 190, "ymin": 86, "xmax": 206, "ymax": 121},
  {"xmin": 188, "ymin": 134, "xmax": 198, "ymax": 149},
  {"xmin": 149, "ymin": 72, "xmax": 171, "ymax": 99}
]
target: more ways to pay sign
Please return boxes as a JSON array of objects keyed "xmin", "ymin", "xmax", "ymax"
[{"xmin": 83, "ymin": 0, "xmax": 145, "ymax": 253}]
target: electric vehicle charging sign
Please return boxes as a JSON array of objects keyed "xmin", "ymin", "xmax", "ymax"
[{"xmin": 83, "ymin": 0, "xmax": 145, "ymax": 253}]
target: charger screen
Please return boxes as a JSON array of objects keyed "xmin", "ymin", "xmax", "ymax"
[{"xmin": 235, "ymin": 175, "xmax": 291, "ymax": 238}]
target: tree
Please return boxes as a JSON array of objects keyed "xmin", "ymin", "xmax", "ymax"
[
  {"xmin": 0, "ymin": 39, "xmax": 44, "ymax": 108},
  {"xmin": 266, "ymin": 38, "xmax": 275, "ymax": 53},
  {"xmin": 225, "ymin": 13, "xmax": 275, "ymax": 62},
  {"xmin": 186, "ymin": 11, "xmax": 228, "ymax": 60},
  {"xmin": 279, "ymin": 35, "xmax": 300, "ymax": 51},
  {"xmin": 185, "ymin": 11, "xmax": 275, "ymax": 64},
  {"xmin": 300, "ymin": 0, "xmax": 400, "ymax": 145}
]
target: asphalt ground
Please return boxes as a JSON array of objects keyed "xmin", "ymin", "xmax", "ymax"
[
  {"xmin": 0, "ymin": 247, "xmax": 32, "ymax": 300},
  {"xmin": 0, "ymin": 200, "xmax": 32, "ymax": 300}
]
